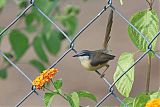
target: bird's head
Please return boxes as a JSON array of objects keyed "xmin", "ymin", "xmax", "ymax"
[{"xmin": 73, "ymin": 50, "xmax": 92, "ymax": 60}]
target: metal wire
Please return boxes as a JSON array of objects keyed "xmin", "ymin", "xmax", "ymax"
[
  {"xmin": 49, "ymin": 48, "xmax": 73, "ymax": 69},
  {"xmin": 110, "ymin": 50, "xmax": 150, "ymax": 90},
  {"xmin": 0, "ymin": 50, "xmax": 32, "ymax": 84},
  {"xmin": 15, "ymin": 90, "xmax": 35, "ymax": 107},
  {"xmin": 95, "ymin": 92, "xmax": 112, "ymax": 107},
  {"xmin": 33, "ymin": 4, "xmax": 72, "ymax": 44},
  {"xmin": 0, "ymin": 4, "xmax": 33, "ymax": 37},
  {"xmin": 110, "ymin": 5, "xmax": 150, "ymax": 45},
  {"xmin": 0, "ymin": 0, "xmax": 159, "ymax": 107},
  {"xmin": 70, "ymin": 5, "xmax": 110, "ymax": 45}
]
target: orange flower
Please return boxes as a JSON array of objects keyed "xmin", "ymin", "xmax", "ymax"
[
  {"xmin": 145, "ymin": 98, "xmax": 160, "ymax": 107},
  {"xmin": 32, "ymin": 75, "xmax": 45, "ymax": 89},
  {"xmin": 32, "ymin": 68, "xmax": 59, "ymax": 89}
]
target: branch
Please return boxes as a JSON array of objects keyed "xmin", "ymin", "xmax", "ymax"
[
  {"xmin": 146, "ymin": 0, "xmax": 154, "ymax": 10},
  {"xmin": 146, "ymin": 55, "xmax": 151, "ymax": 94}
]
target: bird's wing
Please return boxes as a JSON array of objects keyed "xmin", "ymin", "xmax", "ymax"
[{"xmin": 90, "ymin": 51, "xmax": 115, "ymax": 66}]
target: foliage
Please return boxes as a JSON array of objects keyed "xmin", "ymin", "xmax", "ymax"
[
  {"xmin": 9, "ymin": 30, "xmax": 29, "ymax": 60},
  {"xmin": 0, "ymin": 0, "xmax": 79, "ymax": 79},
  {"xmin": 114, "ymin": 1, "xmax": 160, "ymax": 107},
  {"xmin": 0, "ymin": 0, "xmax": 160, "ymax": 107},
  {"xmin": 114, "ymin": 52, "xmax": 134, "ymax": 97},
  {"xmin": 120, "ymin": 92, "xmax": 160, "ymax": 107},
  {"xmin": 0, "ymin": 0, "xmax": 6, "ymax": 9},
  {"xmin": 128, "ymin": 10, "xmax": 159, "ymax": 55},
  {"xmin": 0, "ymin": 1, "xmax": 97, "ymax": 106},
  {"xmin": 44, "ymin": 92, "xmax": 57, "ymax": 107},
  {"xmin": 0, "ymin": 69, "xmax": 7, "ymax": 79},
  {"xmin": 43, "ymin": 78, "xmax": 97, "ymax": 107},
  {"xmin": 77, "ymin": 90, "xmax": 97, "ymax": 102}
]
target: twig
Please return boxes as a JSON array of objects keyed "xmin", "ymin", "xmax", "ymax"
[
  {"xmin": 51, "ymin": 80, "xmax": 68, "ymax": 101},
  {"xmin": 146, "ymin": 0, "xmax": 154, "ymax": 10},
  {"xmin": 146, "ymin": 55, "xmax": 151, "ymax": 94},
  {"xmin": 44, "ymin": 86, "xmax": 68, "ymax": 101}
]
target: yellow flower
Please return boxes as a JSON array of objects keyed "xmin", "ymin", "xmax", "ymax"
[
  {"xmin": 145, "ymin": 98, "xmax": 160, "ymax": 107},
  {"xmin": 32, "ymin": 68, "xmax": 59, "ymax": 89},
  {"xmin": 32, "ymin": 75, "xmax": 45, "ymax": 89},
  {"xmin": 42, "ymin": 68, "xmax": 58, "ymax": 82}
]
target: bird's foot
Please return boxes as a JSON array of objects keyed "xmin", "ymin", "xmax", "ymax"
[{"xmin": 100, "ymin": 65, "xmax": 109, "ymax": 78}]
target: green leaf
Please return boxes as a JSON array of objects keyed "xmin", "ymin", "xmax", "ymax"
[
  {"xmin": 67, "ymin": 92, "xmax": 80, "ymax": 107},
  {"xmin": 0, "ymin": 69, "xmax": 7, "ymax": 79},
  {"xmin": 114, "ymin": 52, "xmax": 135, "ymax": 97},
  {"xmin": 128, "ymin": 10, "xmax": 159, "ymax": 52},
  {"xmin": 120, "ymin": 97, "xmax": 134, "ymax": 107},
  {"xmin": 71, "ymin": 92, "xmax": 79, "ymax": 107},
  {"xmin": 35, "ymin": 0, "xmax": 58, "ymax": 15},
  {"xmin": 4, "ymin": 52, "xmax": 14, "ymax": 59},
  {"xmin": 42, "ymin": 19, "xmax": 52, "ymax": 33},
  {"xmin": 31, "ymin": 0, "xmax": 59, "ymax": 33},
  {"xmin": 25, "ymin": 13, "xmax": 34, "ymax": 26},
  {"xmin": 58, "ymin": 31, "xmax": 68, "ymax": 40},
  {"xmin": 44, "ymin": 92, "xmax": 57, "ymax": 107},
  {"xmin": 59, "ymin": 5, "xmax": 79, "ymax": 36},
  {"xmin": 32, "ymin": 0, "xmax": 58, "ymax": 24},
  {"xmin": 25, "ymin": 25, "xmax": 37, "ymax": 33},
  {"xmin": 77, "ymin": 90, "xmax": 97, "ymax": 102},
  {"xmin": 42, "ymin": 30, "xmax": 61, "ymax": 55},
  {"xmin": 53, "ymin": 79, "xmax": 63, "ymax": 89},
  {"xmin": 0, "ymin": 0, "xmax": 6, "ymax": 9},
  {"xmin": 33, "ymin": 36, "xmax": 48, "ymax": 63},
  {"xmin": 150, "ymin": 92, "xmax": 160, "ymax": 99},
  {"xmin": 30, "ymin": 59, "xmax": 46, "ymax": 72},
  {"xmin": 2, "ymin": 52, "xmax": 14, "ymax": 65},
  {"xmin": 66, "ymin": 95, "xmax": 75, "ymax": 107},
  {"xmin": 9, "ymin": 30, "xmax": 29, "ymax": 60},
  {"xmin": 133, "ymin": 93, "xmax": 150, "ymax": 107},
  {"xmin": 18, "ymin": 1, "xmax": 28, "ymax": 8},
  {"xmin": 64, "ymin": 5, "xmax": 80, "ymax": 16},
  {"xmin": 53, "ymin": 89, "xmax": 63, "ymax": 95},
  {"xmin": 60, "ymin": 15, "xmax": 78, "ymax": 36}
]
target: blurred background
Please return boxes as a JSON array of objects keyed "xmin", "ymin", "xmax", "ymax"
[{"xmin": 0, "ymin": 0, "xmax": 159, "ymax": 107}]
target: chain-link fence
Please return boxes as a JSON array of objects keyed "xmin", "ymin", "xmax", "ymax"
[{"xmin": 0, "ymin": 0, "xmax": 160, "ymax": 107}]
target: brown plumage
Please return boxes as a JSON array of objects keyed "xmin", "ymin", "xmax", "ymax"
[
  {"xmin": 90, "ymin": 49, "xmax": 115, "ymax": 66},
  {"xmin": 73, "ymin": 9, "xmax": 114, "ymax": 77},
  {"xmin": 73, "ymin": 49, "xmax": 115, "ymax": 71}
]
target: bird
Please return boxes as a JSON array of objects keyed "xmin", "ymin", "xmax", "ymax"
[
  {"xmin": 73, "ymin": 49, "xmax": 115, "ymax": 77},
  {"xmin": 73, "ymin": 9, "xmax": 115, "ymax": 77}
]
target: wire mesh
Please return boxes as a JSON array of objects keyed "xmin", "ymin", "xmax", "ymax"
[{"xmin": 0, "ymin": 0, "xmax": 159, "ymax": 107}]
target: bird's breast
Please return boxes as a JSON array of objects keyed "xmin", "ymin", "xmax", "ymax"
[{"xmin": 79, "ymin": 58, "xmax": 105, "ymax": 71}]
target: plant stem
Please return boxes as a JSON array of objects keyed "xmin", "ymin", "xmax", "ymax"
[
  {"xmin": 146, "ymin": 0, "xmax": 154, "ymax": 10},
  {"xmin": 57, "ymin": 91, "xmax": 68, "ymax": 101},
  {"xmin": 146, "ymin": 55, "xmax": 151, "ymax": 94},
  {"xmin": 51, "ymin": 80, "xmax": 68, "ymax": 101},
  {"xmin": 44, "ymin": 86, "xmax": 68, "ymax": 101}
]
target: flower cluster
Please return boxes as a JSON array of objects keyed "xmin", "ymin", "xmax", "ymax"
[
  {"xmin": 145, "ymin": 98, "xmax": 160, "ymax": 107},
  {"xmin": 32, "ymin": 68, "xmax": 59, "ymax": 89}
]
